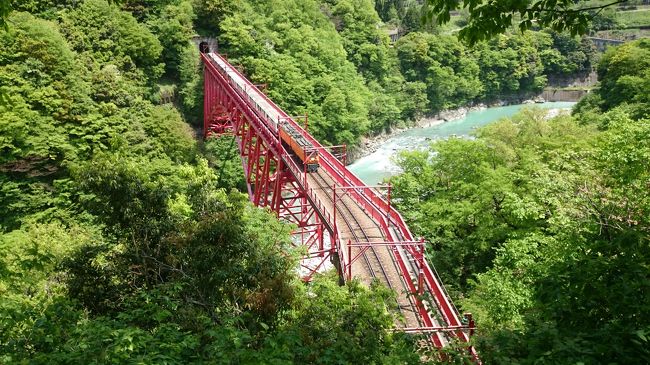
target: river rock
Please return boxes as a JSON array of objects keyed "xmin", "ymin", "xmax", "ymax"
[{"xmin": 439, "ymin": 107, "xmax": 467, "ymax": 121}]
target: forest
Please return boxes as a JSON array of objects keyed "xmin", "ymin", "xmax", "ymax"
[
  {"xmin": 392, "ymin": 39, "xmax": 650, "ymax": 363},
  {"xmin": 0, "ymin": 0, "xmax": 648, "ymax": 363}
]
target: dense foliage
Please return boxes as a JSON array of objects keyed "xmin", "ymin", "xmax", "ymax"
[
  {"xmin": 0, "ymin": 1, "xmax": 424, "ymax": 363},
  {"xmin": 0, "ymin": 0, "xmax": 626, "ymax": 363},
  {"xmin": 392, "ymin": 39, "xmax": 650, "ymax": 363},
  {"xmin": 423, "ymin": 0, "xmax": 628, "ymax": 44},
  {"xmin": 575, "ymin": 38, "xmax": 650, "ymax": 123},
  {"xmin": 394, "ymin": 28, "xmax": 596, "ymax": 108},
  {"xmin": 0, "ymin": 6, "xmax": 197, "ymax": 231}
]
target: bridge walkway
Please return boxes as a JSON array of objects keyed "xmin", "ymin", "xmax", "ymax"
[{"xmin": 307, "ymin": 169, "xmax": 422, "ymax": 328}]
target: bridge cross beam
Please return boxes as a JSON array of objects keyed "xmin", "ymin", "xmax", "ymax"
[{"xmin": 267, "ymin": 161, "xmax": 332, "ymax": 281}]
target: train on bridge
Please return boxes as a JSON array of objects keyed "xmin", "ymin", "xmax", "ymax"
[
  {"xmin": 201, "ymin": 46, "xmax": 480, "ymax": 363},
  {"xmin": 207, "ymin": 52, "xmax": 320, "ymax": 172}
]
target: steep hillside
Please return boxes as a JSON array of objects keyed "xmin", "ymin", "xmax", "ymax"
[
  {"xmin": 392, "ymin": 39, "xmax": 650, "ymax": 363},
  {"xmin": 195, "ymin": 0, "xmax": 599, "ymax": 145}
]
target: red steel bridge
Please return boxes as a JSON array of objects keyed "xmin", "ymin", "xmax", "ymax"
[{"xmin": 201, "ymin": 47, "xmax": 479, "ymax": 360}]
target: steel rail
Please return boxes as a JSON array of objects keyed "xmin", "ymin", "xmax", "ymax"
[
  {"xmin": 307, "ymin": 170, "xmax": 425, "ymax": 325},
  {"xmin": 212, "ymin": 53, "xmax": 467, "ymax": 343},
  {"xmin": 323, "ymin": 178, "xmax": 428, "ymax": 329},
  {"xmin": 310, "ymin": 171, "xmax": 391, "ymax": 287},
  {"xmin": 204, "ymin": 52, "xmax": 442, "ymax": 343}
]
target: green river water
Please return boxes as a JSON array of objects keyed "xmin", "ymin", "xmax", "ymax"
[{"xmin": 348, "ymin": 102, "xmax": 576, "ymax": 185}]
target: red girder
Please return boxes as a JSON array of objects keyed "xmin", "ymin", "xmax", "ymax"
[{"xmin": 201, "ymin": 52, "xmax": 480, "ymax": 362}]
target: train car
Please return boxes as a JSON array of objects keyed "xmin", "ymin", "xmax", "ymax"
[
  {"xmin": 209, "ymin": 53, "xmax": 319, "ymax": 172},
  {"xmin": 279, "ymin": 122, "xmax": 320, "ymax": 172}
]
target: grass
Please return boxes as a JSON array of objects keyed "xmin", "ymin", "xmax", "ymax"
[
  {"xmin": 616, "ymin": 8, "xmax": 650, "ymax": 27},
  {"xmin": 595, "ymin": 28, "xmax": 650, "ymax": 39}
]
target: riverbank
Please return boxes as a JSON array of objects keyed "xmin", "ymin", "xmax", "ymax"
[
  {"xmin": 353, "ymin": 104, "xmax": 487, "ymax": 162},
  {"xmin": 352, "ymin": 98, "xmax": 558, "ymax": 163},
  {"xmin": 348, "ymin": 101, "xmax": 576, "ymax": 184}
]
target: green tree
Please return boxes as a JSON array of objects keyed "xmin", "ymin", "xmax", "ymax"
[
  {"xmin": 423, "ymin": 0, "xmax": 628, "ymax": 44},
  {"xmin": 60, "ymin": 0, "xmax": 164, "ymax": 85},
  {"xmin": 147, "ymin": 0, "xmax": 195, "ymax": 79},
  {"xmin": 396, "ymin": 32, "xmax": 482, "ymax": 111},
  {"xmin": 597, "ymin": 39, "xmax": 650, "ymax": 116},
  {"xmin": 575, "ymin": 39, "xmax": 650, "ymax": 123},
  {"xmin": 203, "ymin": 136, "xmax": 246, "ymax": 191},
  {"xmin": 201, "ymin": 0, "xmax": 375, "ymax": 145},
  {"xmin": 393, "ymin": 71, "xmax": 649, "ymax": 361},
  {"xmin": 0, "ymin": 0, "xmax": 8, "ymax": 29},
  {"xmin": 472, "ymin": 32, "xmax": 548, "ymax": 98},
  {"xmin": 281, "ymin": 277, "xmax": 422, "ymax": 364},
  {"xmin": 540, "ymin": 30, "xmax": 595, "ymax": 76}
]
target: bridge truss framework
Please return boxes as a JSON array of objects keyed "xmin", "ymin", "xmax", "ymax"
[{"xmin": 201, "ymin": 50, "xmax": 480, "ymax": 362}]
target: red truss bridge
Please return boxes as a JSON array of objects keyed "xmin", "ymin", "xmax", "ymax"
[{"xmin": 201, "ymin": 48, "xmax": 480, "ymax": 360}]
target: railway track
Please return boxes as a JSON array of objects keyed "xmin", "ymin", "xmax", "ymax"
[
  {"xmin": 308, "ymin": 169, "xmax": 422, "ymax": 327},
  {"xmin": 204, "ymin": 51, "xmax": 471, "ymax": 357},
  {"xmin": 311, "ymin": 171, "xmax": 392, "ymax": 282}
]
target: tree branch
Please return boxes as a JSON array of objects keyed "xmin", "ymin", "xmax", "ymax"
[{"xmin": 537, "ymin": 0, "xmax": 627, "ymax": 14}]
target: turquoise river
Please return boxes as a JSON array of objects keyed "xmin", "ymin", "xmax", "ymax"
[{"xmin": 348, "ymin": 102, "xmax": 576, "ymax": 185}]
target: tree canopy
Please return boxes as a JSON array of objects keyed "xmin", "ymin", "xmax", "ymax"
[
  {"xmin": 0, "ymin": 1, "xmax": 433, "ymax": 363},
  {"xmin": 424, "ymin": 0, "xmax": 628, "ymax": 44},
  {"xmin": 0, "ymin": 0, "xmax": 635, "ymax": 363},
  {"xmin": 193, "ymin": 0, "xmax": 597, "ymax": 143}
]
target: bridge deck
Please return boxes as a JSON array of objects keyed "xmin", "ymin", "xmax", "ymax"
[
  {"xmin": 308, "ymin": 170, "xmax": 422, "ymax": 329},
  {"xmin": 202, "ymin": 51, "xmax": 474, "ymax": 357}
]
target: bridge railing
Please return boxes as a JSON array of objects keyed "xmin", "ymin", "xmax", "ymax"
[
  {"xmin": 279, "ymin": 102, "xmax": 470, "ymax": 343},
  {"xmin": 204, "ymin": 52, "xmax": 475, "ymax": 353},
  {"xmin": 312, "ymin": 140, "xmax": 468, "ymax": 346},
  {"xmin": 203, "ymin": 54, "xmax": 280, "ymax": 158},
  {"xmin": 208, "ymin": 56, "xmax": 351, "ymax": 239}
]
